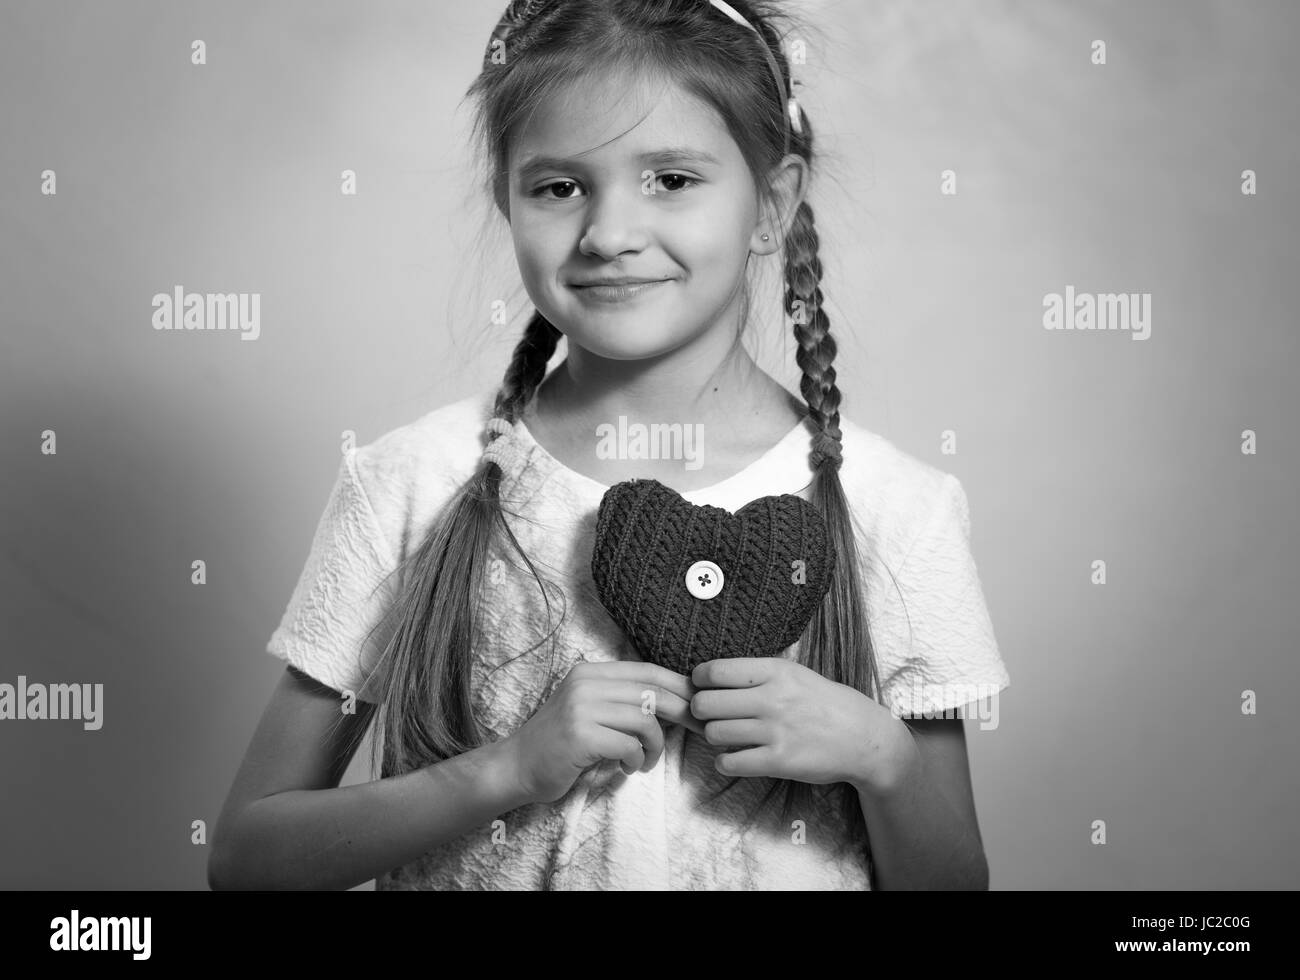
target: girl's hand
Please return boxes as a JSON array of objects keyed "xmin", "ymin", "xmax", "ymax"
[
  {"xmin": 689, "ymin": 657, "xmax": 912, "ymax": 794},
  {"xmin": 502, "ymin": 660, "xmax": 706, "ymax": 805}
]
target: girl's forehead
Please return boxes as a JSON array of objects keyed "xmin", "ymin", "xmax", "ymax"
[{"xmin": 511, "ymin": 71, "xmax": 734, "ymax": 164}]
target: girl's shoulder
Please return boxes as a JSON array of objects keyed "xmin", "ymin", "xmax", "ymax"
[
  {"xmin": 344, "ymin": 386, "xmax": 497, "ymax": 525},
  {"xmin": 837, "ymin": 414, "xmax": 953, "ymax": 498},
  {"xmin": 834, "ymin": 414, "xmax": 970, "ymax": 568},
  {"xmin": 356, "ymin": 385, "xmax": 494, "ymax": 468}
]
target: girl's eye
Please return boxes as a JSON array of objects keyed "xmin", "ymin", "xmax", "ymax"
[
  {"xmin": 530, "ymin": 173, "xmax": 700, "ymax": 199},
  {"xmin": 655, "ymin": 173, "xmax": 699, "ymax": 193},
  {"xmin": 535, "ymin": 180, "xmax": 583, "ymax": 200}
]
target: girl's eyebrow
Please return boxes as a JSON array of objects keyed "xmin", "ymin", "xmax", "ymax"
[{"xmin": 515, "ymin": 147, "xmax": 722, "ymax": 182}]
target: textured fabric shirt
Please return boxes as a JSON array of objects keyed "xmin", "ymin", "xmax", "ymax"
[{"xmin": 266, "ymin": 386, "xmax": 1011, "ymax": 890}]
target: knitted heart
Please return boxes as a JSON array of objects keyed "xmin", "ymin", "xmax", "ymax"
[{"xmin": 591, "ymin": 479, "xmax": 836, "ymax": 675}]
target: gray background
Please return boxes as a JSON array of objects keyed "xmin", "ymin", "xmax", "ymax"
[{"xmin": 1, "ymin": 0, "xmax": 1296, "ymax": 889}]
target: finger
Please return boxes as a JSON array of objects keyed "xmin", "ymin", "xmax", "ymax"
[
  {"xmin": 701, "ymin": 718, "xmax": 767, "ymax": 748},
  {"xmin": 579, "ymin": 679, "xmax": 707, "ymax": 736},
  {"xmin": 593, "ymin": 704, "xmax": 666, "ymax": 772},
  {"xmin": 573, "ymin": 660, "xmax": 698, "ymax": 702},
  {"xmin": 620, "ymin": 738, "xmax": 645, "ymax": 776},
  {"xmin": 713, "ymin": 745, "xmax": 778, "ymax": 778},
  {"xmin": 633, "ymin": 690, "xmax": 707, "ymax": 736},
  {"xmin": 691, "ymin": 658, "xmax": 777, "ymax": 690},
  {"xmin": 647, "ymin": 694, "xmax": 707, "ymax": 736},
  {"xmin": 690, "ymin": 686, "xmax": 765, "ymax": 721},
  {"xmin": 591, "ymin": 727, "xmax": 645, "ymax": 776}
]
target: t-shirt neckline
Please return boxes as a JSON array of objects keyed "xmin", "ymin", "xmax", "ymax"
[{"xmin": 511, "ymin": 411, "xmax": 814, "ymax": 501}]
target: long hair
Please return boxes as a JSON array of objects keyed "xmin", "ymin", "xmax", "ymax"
[{"xmin": 342, "ymin": 0, "xmax": 886, "ymax": 879}]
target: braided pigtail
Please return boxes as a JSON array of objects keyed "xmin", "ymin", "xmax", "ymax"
[
  {"xmin": 773, "ymin": 197, "xmax": 885, "ymax": 868},
  {"xmin": 787, "ymin": 199, "xmax": 882, "ymax": 695},
  {"xmin": 359, "ymin": 312, "xmax": 564, "ymax": 780},
  {"xmin": 697, "ymin": 199, "xmax": 885, "ymax": 880}
]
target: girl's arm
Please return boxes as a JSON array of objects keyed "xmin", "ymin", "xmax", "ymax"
[
  {"xmin": 854, "ymin": 716, "xmax": 990, "ymax": 890},
  {"xmin": 208, "ymin": 665, "xmax": 532, "ymax": 891}
]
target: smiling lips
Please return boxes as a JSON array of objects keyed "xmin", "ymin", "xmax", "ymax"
[{"xmin": 570, "ymin": 277, "xmax": 673, "ymax": 303}]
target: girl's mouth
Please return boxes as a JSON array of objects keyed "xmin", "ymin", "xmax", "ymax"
[{"xmin": 570, "ymin": 280, "xmax": 671, "ymax": 303}]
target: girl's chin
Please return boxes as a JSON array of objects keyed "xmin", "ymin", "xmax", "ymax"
[{"xmin": 568, "ymin": 333, "xmax": 690, "ymax": 361}]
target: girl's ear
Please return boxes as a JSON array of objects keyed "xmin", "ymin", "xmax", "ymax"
[
  {"xmin": 493, "ymin": 176, "xmax": 511, "ymax": 222},
  {"xmin": 750, "ymin": 154, "xmax": 809, "ymax": 254}
]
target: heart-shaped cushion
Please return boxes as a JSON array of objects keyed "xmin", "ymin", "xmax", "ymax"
[{"xmin": 591, "ymin": 479, "xmax": 836, "ymax": 675}]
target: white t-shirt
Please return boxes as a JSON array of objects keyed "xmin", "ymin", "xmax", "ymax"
[{"xmin": 266, "ymin": 386, "xmax": 1010, "ymax": 890}]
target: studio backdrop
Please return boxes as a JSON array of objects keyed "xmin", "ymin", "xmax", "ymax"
[{"xmin": 1, "ymin": 0, "xmax": 1296, "ymax": 889}]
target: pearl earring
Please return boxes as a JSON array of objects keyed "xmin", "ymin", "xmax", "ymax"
[{"xmin": 761, "ymin": 233, "xmax": 770, "ymax": 241}]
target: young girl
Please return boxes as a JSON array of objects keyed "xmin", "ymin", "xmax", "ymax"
[{"xmin": 211, "ymin": 0, "xmax": 1010, "ymax": 891}]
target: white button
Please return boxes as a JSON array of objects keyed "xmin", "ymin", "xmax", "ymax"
[{"xmin": 685, "ymin": 560, "xmax": 724, "ymax": 600}]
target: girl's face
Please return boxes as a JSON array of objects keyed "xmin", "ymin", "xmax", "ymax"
[{"xmin": 506, "ymin": 72, "xmax": 769, "ymax": 361}]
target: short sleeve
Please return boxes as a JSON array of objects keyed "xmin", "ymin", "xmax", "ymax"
[
  {"xmin": 875, "ymin": 474, "xmax": 1010, "ymax": 717},
  {"xmin": 265, "ymin": 450, "xmax": 402, "ymax": 703}
]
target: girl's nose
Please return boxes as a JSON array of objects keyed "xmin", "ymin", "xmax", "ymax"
[{"xmin": 578, "ymin": 186, "xmax": 652, "ymax": 259}]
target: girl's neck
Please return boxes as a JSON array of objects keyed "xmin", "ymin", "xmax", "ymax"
[
  {"xmin": 522, "ymin": 353, "xmax": 807, "ymax": 492},
  {"xmin": 537, "ymin": 349, "xmax": 801, "ymax": 433}
]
